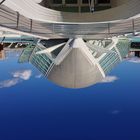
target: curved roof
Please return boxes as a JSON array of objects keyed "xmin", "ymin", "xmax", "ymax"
[
  {"xmin": 3, "ymin": 0, "xmax": 140, "ymax": 24},
  {"xmin": 0, "ymin": 0, "xmax": 140, "ymax": 39},
  {"xmin": 48, "ymin": 38, "xmax": 104, "ymax": 88}
]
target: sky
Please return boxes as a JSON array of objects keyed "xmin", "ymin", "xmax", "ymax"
[{"xmin": 0, "ymin": 53, "xmax": 140, "ymax": 140}]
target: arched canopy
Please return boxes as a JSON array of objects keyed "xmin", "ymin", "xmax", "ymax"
[{"xmin": 3, "ymin": 0, "xmax": 140, "ymax": 24}]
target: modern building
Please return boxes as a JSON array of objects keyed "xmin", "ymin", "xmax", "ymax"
[
  {"xmin": 0, "ymin": 32, "xmax": 37, "ymax": 59},
  {"xmin": 0, "ymin": 0, "xmax": 138, "ymax": 88},
  {"xmin": 19, "ymin": 38, "xmax": 130, "ymax": 88}
]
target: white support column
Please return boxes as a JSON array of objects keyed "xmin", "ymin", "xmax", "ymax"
[
  {"xmin": 8, "ymin": 43, "xmax": 13, "ymax": 48},
  {"xmin": 89, "ymin": 0, "xmax": 95, "ymax": 12},
  {"xmin": 78, "ymin": 0, "xmax": 81, "ymax": 13},
  {"xmin": 15, "ymin": 43, "xmax": 19, "ymax": 48},
  {"xmin": 62, "ymin": 0, "xmax": 65, "ymax": 5},
  {"xmin": 112, "ymin": 38, "xmax": 123, "ymax": 61}
]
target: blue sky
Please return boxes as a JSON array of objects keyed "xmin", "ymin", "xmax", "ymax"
[{"xmin": 0, "ymin": 54, "xmax": 140, "ymax": 140}]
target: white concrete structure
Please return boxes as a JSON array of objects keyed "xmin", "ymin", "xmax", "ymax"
[
  {"xmin": 2, "ymin": 0, "xmax": 140, "ymax": 23},
  {"xmin": 0, "ymin": 0, "xmax": 139, "ymax": 39},
  {"xmin": 0, "ymin": 0, "xmax": 135, "ymax": 88},
  {"xmin": 19, "ymin": 38, "xmax": 130, "ymax": 88}
]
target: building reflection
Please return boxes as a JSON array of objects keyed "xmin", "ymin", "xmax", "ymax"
[
  {"xmin": 0, "ymin": 34, "xmax": 37, "ymax": 60},
  {"xmin": 130, "ymin": 41, "xmax": 140, "ymax": 57},
  {"xmin": 1, "ymin": 34, "xmax": 140, "ymax": 88},
  {"xmin": 18, "ymin": 38, "xmax": 131, "ymax": 88}
]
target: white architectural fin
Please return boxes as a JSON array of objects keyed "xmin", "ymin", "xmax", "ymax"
[
  {"xmin": 35, "ymin": 42, "xmax": 66, "ymax": 54},
  {"xmin": 86, "ymin": 42, "xmax": 117, "ymax": 55},
  {"xmin": 54, "ymin": 39, "xmax": 73, "ymax": 65}
]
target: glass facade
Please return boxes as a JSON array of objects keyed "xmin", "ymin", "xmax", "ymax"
[
  {"xmin": 18, "ymin": 44, "xmax": 35, "ymax": 63},
  {"xmin": 98, "ymin": 0, "xmax": 110, "ymax": 4},
  {"xmin": 45, "ymin": 0, "xmax": 111, "ymax": 12},
  {"xmin": 53, "ymin": 0, "xmax": 62, "ymax": 4},
  {"xmin": 19, "ymin": 44, "xmax": 54, "ymax": 76},
  {"xmin": 30, "ymin": 46, "xmax": 53, "ymax": 76},
  {"xmin": 65, "ymin": 0, "xmax": 77, "ymax": 4},
  {"xmin": 18, "ymin": 38, "xmax": 131, "ymax": 81},
  {"xmin": 116, "ymin": 39, "xmax": 130, "ymax": 58},
  {"xmin": 99, "ymin": 48, "xmax": 120, "ymax": 74}
]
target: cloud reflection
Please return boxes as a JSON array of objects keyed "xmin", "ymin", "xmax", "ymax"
[
  {"xmin": 12, "ymin": 70, "xmax": 32, "ymax": 80},
  {"xmin": 111, "ymin": 110, "xmax": 120, "ymax": 115},
  {"xmin": 35, "ymin": 74, "xmax": 42, "ymax": 79},
  {"xmin": 0, "ymin": 69, "xmax": 32, "ymax": 89},
  {"xmin": 127, "ymin": 57, "xmax": 140, "ymax": 63},
  {"xmin": 0, "ymin": 78, "xmax": 19, "ymax": 88},
  {"xmin": 101, "ymin": 76, "xmax": 118, "ymax": 83}
]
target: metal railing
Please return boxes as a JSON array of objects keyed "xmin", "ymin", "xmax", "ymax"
[{"xmin": 0, "ymin": 5, "xmax": 140, "ymax": 39}]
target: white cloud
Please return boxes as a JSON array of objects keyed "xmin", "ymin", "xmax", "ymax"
[
  {"xmin": 101, "ymin": 76, "xmax": 118, "ymax": 83},
  {"xmin": 0, "ymin": 78, "xmax": 19, "ymax": 88},
  {"xmin": 127, "ymin": 57, "xmax": 140, "ymax": 63},
  {"xmin": 111, "ymin": 110, "xmax": 120, "ymax": 115},
  {"xmin": 0, "ymin": 69, "xmax": 32, "ymax": 89},
  {"xmin": 35, "ymin": 74, "xmax": 42, "ymax": 79},
  {"xmin": 12, "ymin": 70, "xmax": 32, "ymax": 80}
]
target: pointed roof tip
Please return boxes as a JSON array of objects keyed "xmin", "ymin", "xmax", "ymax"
[
  {"xmin": 48, "ymin": 45, "xmax": 104, "ymax": 88},
  {"xmin": 70, "ymin": 38, "xmax": 86, "ymax": 48}
]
